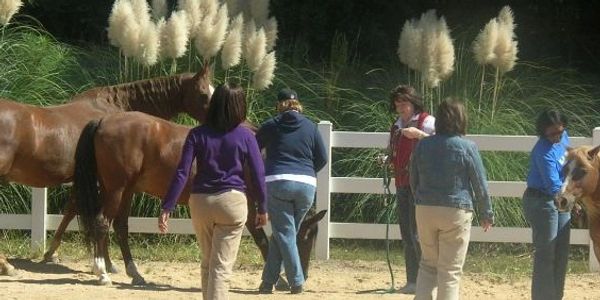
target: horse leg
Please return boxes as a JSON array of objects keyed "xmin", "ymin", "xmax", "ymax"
[
  {"xmin": 101, "ymin": 235, "xmax": 118, "ymax": 274},
  {"xmin": 297, "ymin": 210, "xmax": 327, "ymax": 280},
  {"xmin": 589, "ymin": 217, "xmax": 600, "ymax": 268},
  {"xmin": 0, "ymin": 253, "xmax": 16, "ymax": 276},
  {"xmin": 43, "ymin": 191, "xmax": 77, "ymax": 263},
  {"xmin": 91, "ymin": 216, "xmax": 112, "ymax": 285},
  {"xmin": 113, "ymin": 192, "xmax": 145, "ymax": 285}
]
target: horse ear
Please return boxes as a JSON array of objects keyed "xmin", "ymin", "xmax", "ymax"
[
  {"xmin": 587, "ymin": 145, "xmax": 600, "ymax": 160},
  {"xmin": 193, "ymin": 63, "xmax": 212, "ymax": 81}
]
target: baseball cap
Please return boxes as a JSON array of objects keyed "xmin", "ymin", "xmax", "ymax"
[{"xmin": 277, "ymin": 88, "xmax": 298, "ymax": 102}]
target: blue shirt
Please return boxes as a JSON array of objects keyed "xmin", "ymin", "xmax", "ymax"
[
  {"xmin": 256, "ymin": 111, "xmax": 327, "ymax": 178},
  {"xmin": 410, "ymin": 134, "xmax": 494, "ymax": 222},
  {"xmin": 161, "ymin": 124, "xmax": 267, "ymax": 213},
  {"xmin": 526, "ymin": 131, "xmax": 570, "ymax": 196}
]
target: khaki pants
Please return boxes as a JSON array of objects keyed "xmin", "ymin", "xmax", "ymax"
[
  {"xmin": 189, "ymin": 190, "xmax": 248, "ymax": 300},
  {"xmin": 415, "ymin": 205, "xmax": 473, "ymax": 300}
]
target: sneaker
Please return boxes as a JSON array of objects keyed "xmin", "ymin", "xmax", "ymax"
[
  {"xmin": 258, "ymin": 281, "xmax": 273, "ymax": 294},
  {"xmin": 290, "ymin": 284, "xmax": 303, "ymax": 294},
  {"xmin": 398, "ymin": 282, "xmax": 416, "ymax": 294}
]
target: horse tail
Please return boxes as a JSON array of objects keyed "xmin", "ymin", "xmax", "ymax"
[{"xmin": 74, "ymin": 119, "xmax": 103, "ymax": 250}]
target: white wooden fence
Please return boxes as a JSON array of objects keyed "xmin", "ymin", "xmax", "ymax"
[{"xmin": 0, "ymin": 122, "xmax": 598, "ymax": 271}]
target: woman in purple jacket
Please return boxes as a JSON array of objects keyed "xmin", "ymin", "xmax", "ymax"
[{"xmin": 158, "ymin": 83, "xmax": 268, "ymax": 300}]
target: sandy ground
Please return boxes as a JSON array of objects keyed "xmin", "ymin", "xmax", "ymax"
[{"xmin": 1, "ymin": 258, "xmax": 599, "ymax": 300}]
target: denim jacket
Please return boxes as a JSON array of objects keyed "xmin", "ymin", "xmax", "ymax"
[{"xmin": 409, "ymin": 134, "xmax": 494, "ymax": 223}]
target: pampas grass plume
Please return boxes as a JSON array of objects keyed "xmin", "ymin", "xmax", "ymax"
[
  {"xmin": 130, "ymin": 0, "xmax": 152, "ymax": 28},
  {"xmin": 178, "ymin": 0, "xmax": 201, "ymax": 32},
  {"xmin": 194, "ymin": 3, "xmax": 228, "ymax": 59},
  {"xmin": 108, "ymin": 0, "xmax": 131, "ymax": 48},
  {"xmin": 472, "ymin": 18, "xmax": 499, "ymax": 65},
  {"xmin": 492, "ymin": 24, "xmax": 518, "ymax": 73},
  {"xmin": 221, "ymin": 13, "xmax": 244, "ymax": 69},
  {"xmin": 264, "ymin": 17, "xmax": 278, "ymax": 51},
  {"xmin": 498, "ymin": 5, "xmax": 515, "ymax": 37},
  {"xmin": 0, "ymin": 0, "xmax": 22, "ymax": 25},
  {"xmin": 245, "ymin": 27, "xmax": 267, "ymax": 72},
  {"xmin": 405, "ymin": 20, "xmax": 423, "ymax": 71},
  {"xmin": 161, "ymin": 10, "xmax": 190, "ymax": 59},
  {"xmin": 252, "ymin": 51, "xmax": 276, "ymax": 90},
  {"xmin": 434, "ymin": 17, "xmax": 454, "ymax": 80},
  {"xmin": 151, "ymin": 0, "xmax": 168, "ymax": 21},
  {"xmin": 139, "ymin": 21, "xmax": 160, "ymax": 66},
  {"xmin": 397, "ymin": 20, "xmax": 413, "ymax": 66}
]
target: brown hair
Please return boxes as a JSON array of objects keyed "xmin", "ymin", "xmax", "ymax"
[
  {"xmin": 277, "ymin": 99, "xmax": 303, "ymax": 113},
  {"xmin": 435, "ymin": 97, "xmax": 467, "ymax": 135},
  {"xmin": 389, "ymin": 85, "xmax": 424, "ymax": 113},
  {"xmin": 205, "ymin": 82, "xmax": 246, "ymax": 132}
]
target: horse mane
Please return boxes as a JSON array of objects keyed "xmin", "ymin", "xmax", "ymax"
[{"xmin": 73, "ymin": 73, "xmax": 199, "ymax": 119}]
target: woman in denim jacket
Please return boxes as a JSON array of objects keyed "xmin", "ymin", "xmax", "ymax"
[
  {"xmin": 522, "ymin": 109, "xmax": 570, "ymax": 300},
  {"xmin": 410, "ymin": 98, "xmax": 494, "ymax": 300},
  {"xmin": 256, "ymin": 88, "xmax": 328, "ymax": 294}
]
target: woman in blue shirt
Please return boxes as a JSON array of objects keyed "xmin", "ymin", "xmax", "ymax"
[{"xmin": 523, "ymin": 109, "xmax": 570, "ymax": 300}]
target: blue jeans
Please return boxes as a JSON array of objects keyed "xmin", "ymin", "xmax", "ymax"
[
  {"xmin": 261, "ymin": 180, "xmax": 316, "ymax": 287},
  {"xmin": 396, "ymin": 187, "xmax": 420, "ymax": 284},
  {"xmin": 523, "ymin": 190, "xmax": 571, "ymax": 300}
]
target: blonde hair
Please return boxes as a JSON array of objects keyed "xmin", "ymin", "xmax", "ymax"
[{"xmin": 277, "ymin": 99, "xmax": 303, "ymax": 113}]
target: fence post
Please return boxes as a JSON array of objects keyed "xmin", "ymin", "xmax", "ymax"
[
  {"xmin": 315, "ymin": 121, "xmax": 332, "ymax": 260},
  {"xmin": 31, "ymin": 187, "xmax": 48, "ymax": 253},
  {"xmin": 589, "ymin": 127, "xmax": 600, "ymax": 272}
]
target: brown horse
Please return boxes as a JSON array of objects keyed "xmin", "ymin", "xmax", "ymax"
[
  {"xmin": 0, "ymin": 67, "xmax": 212, "ymax": 276},
  {"xmin": 73, "ymin": 112, "xmax": 326, "ymax": 285},
  {"xmin": 556, "ymin": 145, "xmax": 600, "ymax": 266}
]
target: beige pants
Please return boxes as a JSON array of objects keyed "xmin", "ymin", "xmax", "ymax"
[
  {"xmin": 415, "ymin": 205, "xmax": 473, "ymax": 300},
  {"xmin": 189, "ymin": 190, "xmax": 248, "ymax": 300}
]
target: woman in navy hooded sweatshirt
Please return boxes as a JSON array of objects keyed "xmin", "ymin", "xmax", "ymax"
[{"xmin": 257, "ymin": 88, "xmax": 327, "ymax": 294}]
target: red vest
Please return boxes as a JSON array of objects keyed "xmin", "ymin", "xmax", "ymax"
[{"xmin": 391, "ymin": 112, "xmax": 429, "ymax": 187}]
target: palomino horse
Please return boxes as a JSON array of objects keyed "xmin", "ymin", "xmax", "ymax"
[
  {"xmin": 73, "ymin": 112, "xmax": 326, "ymax": 285},
  {"xmin": 556, "ymin": 145, "xmax": 600, "ymax": 266},
  {"xmin": 0, "ymin": 67, "xmax": 212, "ymax": 276}
]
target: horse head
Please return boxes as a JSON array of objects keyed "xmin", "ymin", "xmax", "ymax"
[
  {"xmin": 557, "ymin": 145, "xmax": 600, "ymax": 212},
  {"xmin": 182, "ymin": 64, "xmax": 213, "ymax": 122},
  {"xmin": 297, "ymin": 209, "xmax": 327, "ymax": 279}
]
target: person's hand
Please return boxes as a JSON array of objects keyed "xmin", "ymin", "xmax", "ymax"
[
  {"xmin": 401, "ymin": 127, "xmax": 426, "ymax": 139},
  {"xmin": 158, "ymin": 210, "xmax": 170, "ymax": 234},
  {"xmin": 255, "ymin": 213, "xmax": 268, "ymax": 228},
  {"xmin": 481, "ymin": 219, "xmax": 493, "ymax": 232}
]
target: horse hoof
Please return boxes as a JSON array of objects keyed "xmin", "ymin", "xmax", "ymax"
[
  {"xmin": 131, "ymin": 276, "xmax": 146, "ymax": 286},
  {"xmin": 98, "ymin": 274, "xmax": 112, "ymax": 286}
]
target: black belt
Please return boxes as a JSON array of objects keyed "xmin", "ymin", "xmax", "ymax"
[{"xmin": 525, "ymin": 187, "xmax": 551, "ymax": 198}]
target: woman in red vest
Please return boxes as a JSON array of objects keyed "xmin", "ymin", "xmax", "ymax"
[{"xmin": 387, "ymin": 85, "xmax": 435, "ymax": 294}]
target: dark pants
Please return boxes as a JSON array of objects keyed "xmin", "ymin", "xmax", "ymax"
[{"xmin": 396, "ymin": 187, "xmax": 421, "ymax": 284}]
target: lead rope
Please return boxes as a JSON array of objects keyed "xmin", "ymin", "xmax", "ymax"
[{"xmin": 382, "ymin": 159, "xmax": 396, "ymax": 293}]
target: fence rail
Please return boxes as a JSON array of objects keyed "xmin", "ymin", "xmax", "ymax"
[{"xmin": 0, "ymin": 122, "xmax": 598, "ymax": 271}]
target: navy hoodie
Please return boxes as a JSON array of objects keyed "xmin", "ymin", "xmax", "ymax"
[{"xmin": 256, "ymin": 111, "xmax": 327, "ymax": 178}]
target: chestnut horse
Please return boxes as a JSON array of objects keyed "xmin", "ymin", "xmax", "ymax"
[
  {"xmin": 0, "ymin": 67, "xmax": 212, "ymax": 276},
  {"xmin": 73, "ymin": 112, "xmax": 326, "ymax": 285},
  {"xmin": 556, "ymin": 145, "xmax": 600, "ymax": 266}
]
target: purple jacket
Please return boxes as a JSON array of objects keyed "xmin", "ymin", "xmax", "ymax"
[{"xmin": 161, "ymin": 124, "xmax": 267, "ymax": 213}]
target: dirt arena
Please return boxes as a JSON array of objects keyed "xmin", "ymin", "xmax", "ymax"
[{"xmin": 2, "ymin": 258, "xmax": 599, "ymax": 299}]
